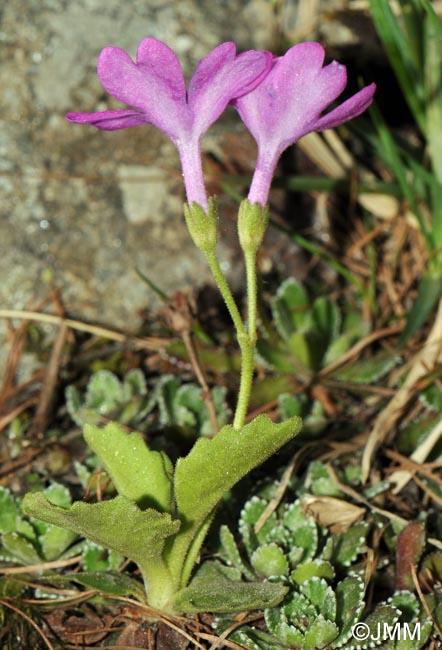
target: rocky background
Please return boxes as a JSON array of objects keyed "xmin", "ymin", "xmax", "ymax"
[{"xmin": 0, "ymin": 0, "xmax": 377, "ymax": 359}]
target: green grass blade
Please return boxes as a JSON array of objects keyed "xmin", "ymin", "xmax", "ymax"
[
  {"xmin": 370, "ymin": 0, "xmax": 426, "ymax": 134},
  {"xmin": 398, "ymin": 0, "xmax": 425, "ymax": 72},
  {"xmin": 368, "ymin": 102, "xmax": 432, "ymax": 252},
  {"xmin": 424, "ymin": 8, "xmax": 442, "ymax": 182},
  {"xmin": 430, "ymin": 181, "xmax": 442, "ymax": 257},
  {"xmin": 399, "ymin": 273, "xmax": 442, "ymax": 346},
  {"xmin": 421, "ymin": 0, "xmax": 442, "ymax": 36},
  {"xmin": 268, "ymin": 217, "xmax": 371, "ymax": 304}
]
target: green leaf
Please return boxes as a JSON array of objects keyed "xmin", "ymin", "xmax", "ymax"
[
  {"xmin": 312, "ymin": 297, "xmax": 340, "ymax": 343},
  {"xmin": 251, "ymin": 544, "xmax": 289, "ymax": 578},
  {"xmin": 332, "ymin": 522, "xmax": 369, "ymax": 568},
  {"xmin": 0, "ymin": 576, "xmax": 29, "ymax": 600},
  {"xmin": 220, "ymin": 525, "xmax": 254, "ymax": 580},
  {"xmin": 399, "ymin": 274, "xmax": 442, "ymax": 346},
  {"xmin": 389, "ymin": 590, "xmax": 420, "ymax": 621},
  {"xmin": 231, "ymin": 627, "xmax": 287, "ymax": 650},
  {"xmin": 304, "ymin": 615, "xmax": 339, "ymax": 649},
  {"xmin": 22, "ymin": 494, "xmax": 180, "ymax": 571},
  {"xmin": 288, "ymin": 331, "xmax": 316, "ymax": 372},
  {"xmin": 272, "ymin": 622, "xmax": 304, "ymax": 647},
  {"xmin": 282, "ymin": 591, "xmax": 318, "ymax": 627},
  {"xmin": 174, "ymin": 561, "xmax": 288, "ymax": 613},
  {"xmin": 291, "ymin": 560, "xmax": 335, "ymax": 586},
  {"xmin": 301, "ymin": 577, "xmax": 336, "ymax": 621},
  {"xmin": 430, "ymin": 181, "xmax": 442, "ymax": 257},
  {"xmin": 256, "ymin": 338, "xmax": 299, "ymax": 373},
  {"xmin": 332, "ymin": 352, "xmax": 400, "ymax": 383},
  {"xmin": 307, "ymin": 461, "xmax": 342, "ymax": 497},
  {"xmin": 171, "ymin": 384, "xmax": 229, "ymax": 436},
  {"xmin": 272, "ymin": 279, "xmax": 311, "ymax": 339},
  {"xmin": 122, "ymin": 368, "xmax": 147, "ymax": 399},
  {"xmin": 172, "ymin": 415, "xmax": 302, "ymax": 576},
  {"xmin": 333, "ymin": 575, "xmax": 365, "ymax": 646},
  {"xmin": 0, "ymin": 488, "xmax": 19, "ymax": 533},
  {"xmin": 40, "ymin": 525, "xmax": 78, "ymax": 561},
  {"xmin": 421, "ymin": 551, "xmax": 442, "ymax": 584},
  {"xmin": 43, "ymin": 483, "xmax": 72, "ymax": 508},
  {"xmin": 66, "ymin": 571, "xmax": 146, "ymax": 602},
  {"xmin": 84, "ymin": 422, "xmax": 174, "ymax": 512},
  {"xmin": 278, "ymin": 393, "xmax": 306, "ymax": 420},
  {"xmin": 156, "ymin": 375, "xmax": 181, "ymax": 426},
  {"xmin": 239, "ymin": 497, "xmax": 278, "ymax": 554},
  {"xmin": 1, "ymin": 532, "xmax": 41, "ymax": 565},
  {"xmin": 82, "ymin": 541, "xmax": 123, "ymax": 572},
  {"xmin": 359, "ymin": 604, "xmax": 400, "ymax": 647},
  {"xmin": 86, "ymin": 370, "xmax": 123, "ymax": 413},
  {"xmin": 65, "ymin": 385, "xmax": 86, "ymax": 426},
  {"xmin": 169, "ymin": 416, "xmax": 301, "ymax": 591}
]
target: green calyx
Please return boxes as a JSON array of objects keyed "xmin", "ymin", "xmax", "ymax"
[
  {"xmin": 238, "ymin": 199, "xmax": 269, "ymax": 253},
  {"xmin": 184, "ymin": 197, "xmax": 217, "ymax": 253}
]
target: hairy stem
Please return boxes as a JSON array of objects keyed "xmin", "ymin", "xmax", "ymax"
[
  {"xmin": 233, "ymin": 249, "xmax": 258, "ymax": 429},
  {"xmin": 204, "ymin": 250, "xmax": 246, "ymax": 338},
  {"xmin": 233, "ymin": 334, "xmax": 254, "ymax": 430}
]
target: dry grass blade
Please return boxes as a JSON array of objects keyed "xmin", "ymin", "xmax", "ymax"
[
  {"xmin": 0, "ymin": 398, "xmax": 37, "ymax": 431},
  {"xmin": 105, "ymin": 596, "xmax": 207, "ymax": 650},
  {"xmin": 254, "ymin": 445, "xmax": 315, "ymax": 534},
  {"xmin": 319, "ymin": 324, "xmax": 402, "ymax": 378},
  {"xmin": 385, "ymin": 449, "xmax": 442, "ymax": 485},
  {"xmin": 410, "ymin": 563, "xmax": 442, "ymax": 640},
  {"xmin": 389, "ymin": 417, "xmax": 442, "ymax": 493},
  {"xmin": 0, "ymin": 308, "xmax": 169, "ymax": 351},
  {"xmin": 413, "ymin": 475, "xmax": 442, "ymax": 507},
  {"xmin": 326, "ymin": 464, "xmax": 408, "ymax": 525},
  {"xmin": 206, "ymin": 612, "xmax": 262, "ymax": 650},
  {"xmin": 0, "ymin": 554, "xmax": 83, "ymax": 575},
  {"xmin": 33, "ymin": 322, "xmax": 68, "ymax": 436},
  {"xmin": 362, "ymin": 298, "xmax": 442, "ymax": 482},
  {"xmin": 163, "ymin": 292, "xmax": 219, "ymax": 436},
  {"xmin": 0, "ymin": 598, "xmax": 56, "ymax": 650},
  {"xmin": 298, "ymin": 131, "xmax": 347, "ymax": 178}
]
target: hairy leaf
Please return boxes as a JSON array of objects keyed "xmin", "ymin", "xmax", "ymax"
[
  {"xmin": 66, "ymin": 571, "xmax": 146, "ymax": 601},
  {"xmin": 84, "ymin": 422, "xmax": 174, "ymax": 512},
  {"xmin": 175, "ymin": 560, "xmax": 288, "ymax": 613},
  {"xmin": 175, "ymin": 414, "xmax": 301, "ymax": 541},
  {"xmin": 22, "ymin": 494, "xmax": 179, "ymax": 569}
]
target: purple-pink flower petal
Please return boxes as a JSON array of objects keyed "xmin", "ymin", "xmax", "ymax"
[
  {"xmin": 66, "ymin": 109, "xmax": 147, "ymax": 131},
  {"xmin": 97, "ymin": 43, "xmax": 189, "ymax": 141},
  {"xmin": 233, "ymin": 41, "xmax": 376, "ymax": 206},
  {"xmin": 234, "ymin": 42, "xmax": 349, "ymax": 154},
  {"xmin": 189, "ymin": 43, "xmax": 272, "ymax": 134},
  {"xmin": 136, "ymin": 38, "xmax": 186, "ymax": 101},
  {"xmin": 312, "ymin": 83, "xmax": 377, "ymax": 132},
  {"xmin": 66, "ymin": 38, "xmax": 272, "ymax": 211}
]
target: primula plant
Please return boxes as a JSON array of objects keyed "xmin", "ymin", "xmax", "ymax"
[{"xmin": 23, "ymin": 38, "xmax": 375, "ymax": 615}]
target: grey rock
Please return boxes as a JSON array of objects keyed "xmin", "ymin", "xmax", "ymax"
[
  {"xmin": 0, "ymin": 0, "xmax": 371, "ymax": 376},
  {"xmin": 0, "ymin": 0, "xmax": 279, "ymax": 355}
]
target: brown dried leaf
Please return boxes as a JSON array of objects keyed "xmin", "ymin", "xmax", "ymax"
[{"xmin": 301, "ymin": 494, "xmax": 365, "ymax": 533}]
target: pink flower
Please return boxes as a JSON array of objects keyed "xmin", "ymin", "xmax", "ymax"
[
  {"xmin": 67, "ymin": 38, "xmax": 272, "ymax": 212},
  {"xmin": 232, "ymin": 42, "xmax": 376, "ymax": 206}
]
